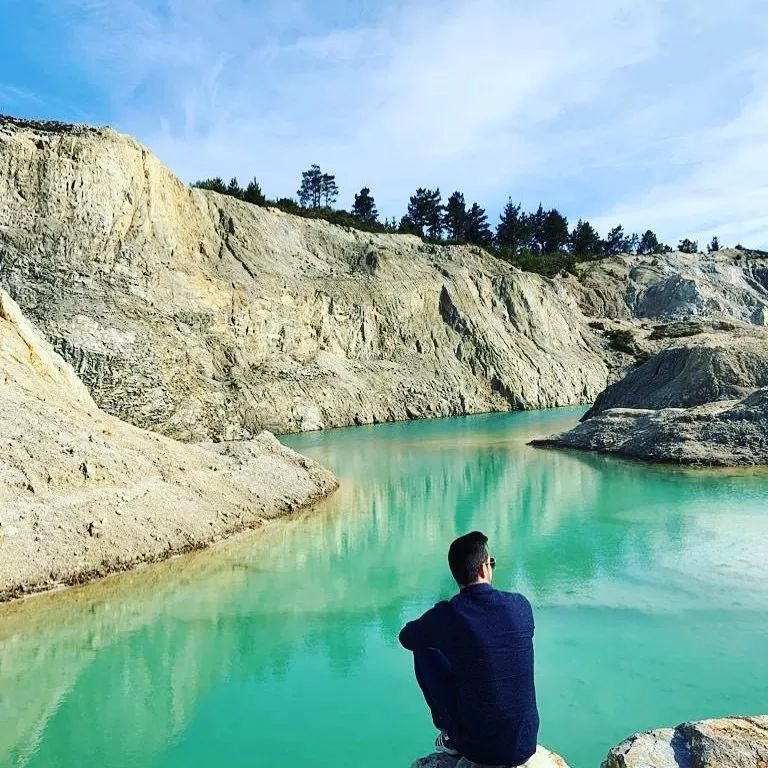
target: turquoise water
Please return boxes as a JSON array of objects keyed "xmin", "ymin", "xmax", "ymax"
[{"xmin": 2, "ymin": 408, "xmax": 768, "ymax": 768}]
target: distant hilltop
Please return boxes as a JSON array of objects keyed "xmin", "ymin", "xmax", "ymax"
[{"xmin": 0, "ymin": 113, "xmax": 111, "ymax": 136}]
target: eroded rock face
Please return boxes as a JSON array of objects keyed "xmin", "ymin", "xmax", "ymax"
[
  {"xmin": 561, "ymin": 252, "xmax": 768, "ymax": 324},
  {"xmin": 602, "ymin": 716, "xmax": 768, "ymax": 768},
  {"xmin": 583, "ymin": 333, "xmax": 768, "ymax": 420},
  {"xmin": 0, "ymin": 288, "xmax": 337, "ymax": 601},
  {"xmin": 532, "ymin": 389, "xmax": 768, "ymax": 466},
  {"xmin": 0, "ymin": 116, "xmax": 609, "ymax": 440}
]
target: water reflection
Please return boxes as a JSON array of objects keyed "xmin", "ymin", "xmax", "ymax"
[{"xmin": 1, "ymin": 409, "xmax": 768, "ymax": 768}]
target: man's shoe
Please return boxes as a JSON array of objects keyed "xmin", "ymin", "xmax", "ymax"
[{"xmin": 434, "ymin": 730, "xmax": 460, "ymax": 756}]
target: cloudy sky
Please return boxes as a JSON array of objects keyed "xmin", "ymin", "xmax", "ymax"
[{"xmin": 2, "ymin": 0, "xmax": 767, "ymax": 247}]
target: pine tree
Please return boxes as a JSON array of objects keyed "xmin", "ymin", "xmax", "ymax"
[
  {"xmin": 406, "ymin": 189, "xmax": 427, "ymax": 236},
  {"xmin": 638, "ymin": 230, "xmax": 664, "ymax": 255},
  {"xmin": 407, "ymin": 188, "xmax": 443, "ymax": 239},
  {"xmin": 465, "ymin": 203, "xmax": 492, "ymax": 247},
  {"xmin": 425, "ymin": 188, "xmax": 443, "ymax": 240},
  {"xmin": 192, "ymin": 177, "xmax": 227, "ymax": 194},
  {"xmin": 495, "ymin": 200, "xmax": 527, "ymax": 256},
  {"xmin": 570, "ymin": 220, "xmax": 602, "ymax": 259},
  {"xmin": 226, "ymin": 177, "xmax": 243, "ymax": 199},
  {"xmin": 298, "ymin": 164, "xmax": 324, "ymax": 208},
  {"xmin": 398, "ymin": 215, "xmax": 418, "ymax": 235},
  {"xmin": 530, "ymin": 203, "xmax": 547, "ymax": 254},
  {"xmin": 708, "ymin": 236, "xmax": 721, "ymax": 252},
  {"xmin": 604, "ymin": 225, "xmax": 630, "ymax": 256},
  {"xmin": 444, "ymin": 191, "xmax": 468, "ymax": 242},
  {"xmin": 677, "ymin": 238, "xmax": 698, "ymax": 254},
  {"xmin": 352, "ymin": 187, "xmax": 378, "ymax": 223},
  {"xmin": 320, "ymin": 173, "xmax": 338, "ymax": 208},
  {"xmin": 627, "ymin": 233, "xmax": 640, "ymax": 254},
  {"xmin": 541, "ymin": 209, "xmax": 569, "ymax": 253},
  {"xmin": 243, "ymin": 177, "xmax": 266, "ymax": 205}
]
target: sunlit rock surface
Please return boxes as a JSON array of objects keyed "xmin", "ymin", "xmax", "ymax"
[
  {"xmin": 411, "ymin": 745, "xmax": 570, "ymax": 768},
  {"xmin": 583, "ymin": 333, "xmax": 768, "ymax": 419},
  {"xmin": 533, "ymin": 327, "xmax": 768, "ymax": 465},
  {"xmin": 602, "ymin": 716, "xmax": 768, "ymax": 768},
  {"xmin": 539, "ymin": 261, "xmax": 768, "ymax": 464},
  {"xmin": 560, "ymin": 251, "xmax": 768, "ymax": 325}
]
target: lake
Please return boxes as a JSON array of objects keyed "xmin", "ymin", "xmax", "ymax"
[{"xmin": 1, "ymin": 408, "xmax": 767, "ymax": 767}]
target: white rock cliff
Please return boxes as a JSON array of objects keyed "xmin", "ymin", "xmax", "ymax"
[{"xmin": 0, "ymin": 116, "xmax": 609, "ymax": 440}]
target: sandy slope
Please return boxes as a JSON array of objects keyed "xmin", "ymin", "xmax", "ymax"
[{"xmin": 0, "ymin": 289, "xmax": 337, "ymax": 601}]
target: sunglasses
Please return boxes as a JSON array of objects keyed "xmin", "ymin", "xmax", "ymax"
[{"xmin": 488, "ymin": 557, "xmax": 496, "ymax": 569}]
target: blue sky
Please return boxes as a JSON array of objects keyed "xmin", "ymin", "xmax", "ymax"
[{"xmin": 2, "ymin": 0, "xmax": 767, "ymax": 247}]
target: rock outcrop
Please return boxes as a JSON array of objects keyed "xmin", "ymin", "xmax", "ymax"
[
  {"xmin": 533, "ymin": 326, "xmax": 768, "ymax": 465},
  {"xmin": 411, "ymin": 745, "xmax": 569, "ymax": 768},
  {"xmin": 583, "ymin": 333, "xmax": 768, "ymax": 419},
  {"xmin": 539, "ymin": 255, "xmax": 768, "ymax": 465},
  {"xmin": 532, "ymin": 388, "xmax": 768, "ymax": 465},
  {"xmin": 560, "ymin": 251, "xmax": 768, "ymax": 325},
  {"xmin": 603, "ymin": 716, "xmax": 768, "ymax": 768},
  {"xmin": 0, "ymin": 288, "xmax": 337, "ymax": 601},
  {"xmin": 0, "ymin": 116, "xmax": 609, "ymax": 440}
]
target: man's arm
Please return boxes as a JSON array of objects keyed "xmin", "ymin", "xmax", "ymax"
[{"xmin": 398, "ymin": 601, "xmax": 450, "ymax": 651}]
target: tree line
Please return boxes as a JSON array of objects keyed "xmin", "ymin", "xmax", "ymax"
[{"xmin": 192, "ymin": 166, "xmax": 722, "ymax": 276}]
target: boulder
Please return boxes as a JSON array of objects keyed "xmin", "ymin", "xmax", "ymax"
[
  {"xmin": 602, "ymin": 716, "xmax": 768, "ymax": 768},
  {"xmin": 534, "ymin": 324, "xmax": 768, "ymax": 465},
  {"xmin": 411, "ymin": 745, "xmax": 570, "ymax": 768}
]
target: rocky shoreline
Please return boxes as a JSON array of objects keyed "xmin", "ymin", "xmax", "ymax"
[
  {"xmin": 532, "ymin": 252, "xmax": 768, "ymax": 465},
  {"xmin": 6, "ymin": 115, "xmax": 768, "ymax": 468},
  {"xmin": 3, "ymin": 113, "xmax": 768, "ymax": 600},
  {"xmin": 531, "ymin": 390, "xmax": 768, "ymax": 466}
]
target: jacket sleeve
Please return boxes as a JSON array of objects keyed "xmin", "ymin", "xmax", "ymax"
[{"xmin": 398, "ymin": 602, "xmax": 449, "ymax": 651}]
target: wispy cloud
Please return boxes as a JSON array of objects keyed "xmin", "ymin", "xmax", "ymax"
[
  {"xmin": 593, "ymin": 51, "xmax": 768, "ymax": 247},
  {"xmin": 37, "ymin": 0, "xmax": 768, "ymax": 246},
  {"xmin": 0, "ymin": 83, "xmax": 41, "ymax": 107}
]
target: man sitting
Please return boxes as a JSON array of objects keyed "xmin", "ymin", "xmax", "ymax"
[{"xmin": 399, "ymin": 531, "xmax": 539, "ymax": 767}]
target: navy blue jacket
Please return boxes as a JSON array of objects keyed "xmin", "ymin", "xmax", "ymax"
[{"xmin": 399, "ymin": 583, "xmax": 539, "ymax": 766}]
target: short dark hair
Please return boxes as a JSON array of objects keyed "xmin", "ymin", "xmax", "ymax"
[{"xmin": 448, "ymin": 531, "xmax": 489, "ymax": 586}]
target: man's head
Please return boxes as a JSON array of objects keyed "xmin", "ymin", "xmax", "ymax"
[{"xmin": 448, "ymin": 530, "xmax": 495, "ymax": 588}]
